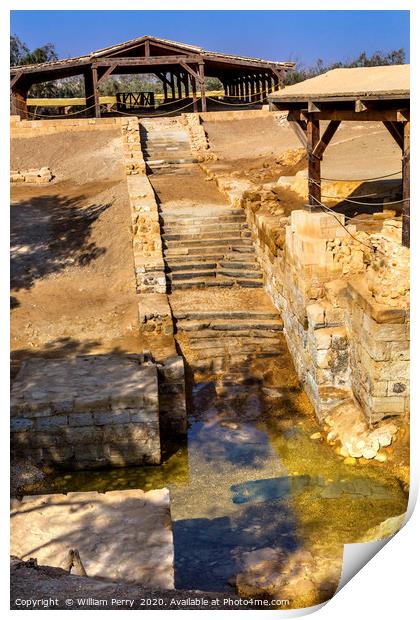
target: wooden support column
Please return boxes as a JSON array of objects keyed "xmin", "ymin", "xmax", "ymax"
[
  {"xmin": 402, "ymin": 121, "xmax": 410, "ymax": 247},
  {"xmin": 10, "ymin": 80, "xmax": 29, "ymax": 119},
  {"xmin": 198, "ymin": 62, "xmax": 206, "ymax": 112},
  {"xmin": 239, "ymin": 76, "xmax": 244, "ymax": 101},
  {"xmin": 84, "ymin": 69, "xmax": 97, "ymax": 118},
  {"xmin": 163, "ymin": 74, "xmax": 168, "ymax": 102},
  {"xmin": 91, "ymin": 66, "xmax": 100, "ymax": 118},
  {"xmin": 176, "ymin": 73, "xmax": 182, "ymax": 99},
  {"xmin": 250, "ymin": 76, "xmax": 255, "ymax": 103},
  {"xmin": 307, "ymin": 118, "xmax": 321, "ymax": 208},
  {"xmin": 170, "ymin": 73, "xmax": 175, "ymax": 100},
  {"xmin": 245, "ymin": 77, "xmax": 250, "ymax": 102},
  {"xmin": 259, "ymin": 75, "xmax": 264, "ymax": 102},
  {"xmin": 183, "ymin": 72, "xmax": 189, "ymax": 98},
  {"xmin": 191, "ymin": 75, "xmax": 198, "ymax": 112}
]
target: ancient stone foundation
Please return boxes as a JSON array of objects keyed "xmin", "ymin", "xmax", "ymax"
[
  {"xmin": 11, "ymin": 355, "xmax": 161, "ymax": 468},
  {"xmin": 10, "ymin": 166, "xmax": 53, "ymax": 184},
  {"xmin": 196, "ymin": 138, "xmax": 410, "ymax": 458}
]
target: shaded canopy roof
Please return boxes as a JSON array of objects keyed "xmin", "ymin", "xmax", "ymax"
[
  {"xmin": 11, "ymin": 34, "xmax": 295, "ymax": 83},
  {"xmin": 269, "ymin": 65, "xmax": 410, "ymax": 102}
]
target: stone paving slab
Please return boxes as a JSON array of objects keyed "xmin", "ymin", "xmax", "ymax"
[{"xmin": 11, "ymin": 488, "xmax": 174, "ymax": 589}]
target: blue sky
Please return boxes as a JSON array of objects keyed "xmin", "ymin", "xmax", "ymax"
[{"xmin": 10, "ymin": 10, "xmax": 410, "ymax": 66}]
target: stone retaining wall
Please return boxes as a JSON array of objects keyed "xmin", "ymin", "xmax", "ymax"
[
  {"xmin": 198, "ymin": 160, "xmax": 409, "ymax": 457},
  {"xmin": 121, "ymin": 117, "xmax": 167, "ymax": 295},
  {"xmin": 10, "ymin": 167, "xmax": 53, "ymax": 184},
  {"xmin": 11, "ymin": 355, "xmax": 161, "ymax": 469},
  {"xmin": 10, "ymin": 115, "xmax": 124, "ymax": 137}
]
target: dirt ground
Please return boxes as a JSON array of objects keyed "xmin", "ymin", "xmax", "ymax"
[
  {"xmin": 11, "ymin": 129, "xmax": 141, "ymax": 362},
  {"xmin": 203, "ymin": 115, "xmax": 402, "ymax": 185}
]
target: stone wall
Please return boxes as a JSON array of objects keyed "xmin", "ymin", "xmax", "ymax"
[
  {"xmin": 121, "ymin": 117, "xmax": 166, "ymax": 295},
  {"xmin": 11, "ymin": 355, "xmax": 161, "ymax": 469},
  {"xmin": 10, "ymin": 167, "xmax": 53, "ymax": 184},
  {"xmin": 198, "ymin": 158, "xmax": 409, "ymax": 457},
  {"xmin": 10, "ymin": 115, "xmax": 124, "ymax": 137},
  {"xmin": 181, "ymin": 113, "xmax": 214, "ymax": 161}
]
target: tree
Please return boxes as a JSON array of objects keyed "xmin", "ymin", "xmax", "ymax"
[{"xmin": 10, "ymin": 35, "xmax": 29, "ymax": 66}]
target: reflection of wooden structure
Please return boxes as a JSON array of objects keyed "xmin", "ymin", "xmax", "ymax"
[
  {"xmin": 11, "ymin": 35, "xmax": 294, "ymax": 119},
  {"xmin": 269, "ymin": 65, "xmax": 410, "ymax": 247},
  {"xmin": 116, "ymin": 91, "xmax": 155, "ymax": 110}
]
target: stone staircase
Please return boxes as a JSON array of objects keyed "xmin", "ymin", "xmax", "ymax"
[
  {"xmin": 162, "ymin": 207, "xmax": 264, "ymax": 291},
  {"xmin": 142, "ymin": 117, "xmax": 285, "ymax": 386},
  {"xmin": 140, "ymin": 118, "xmax": 198, "ymax": 174},
  {"xmin": 170, "ymin": 290, "xmax": 284, "ymax": 374}
]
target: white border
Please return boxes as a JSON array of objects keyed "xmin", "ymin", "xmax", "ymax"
[{"xmin": 2, "ymin": 2, "xmax": 417, "ymax": 619}]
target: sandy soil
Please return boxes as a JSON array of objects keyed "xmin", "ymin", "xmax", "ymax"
[
  {"xmin": 203, "ymin": 115, "xmax": 402, "ymax": 185},
  {"xmin": 11, "ymin": 129, "xmax": 141, "ymax": 362}
]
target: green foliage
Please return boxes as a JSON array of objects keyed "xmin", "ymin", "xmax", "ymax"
[
  {"xmin": 285, "ymin": 49, "xmax": 406, "ymax": 85},
  {"xmin": 10, "ymin": 35, "xmax": 29, "ymax": 66}
]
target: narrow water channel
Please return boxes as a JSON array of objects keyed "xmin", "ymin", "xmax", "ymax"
[{"xmin": 35, "ymin": 335, "xmax": 407, "ymax": 598}]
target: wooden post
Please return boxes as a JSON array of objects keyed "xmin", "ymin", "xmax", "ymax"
[
  {"xmin": 170, "ymin": 73, "xmax": 175, "ymax": 100},
  {"xmin": 91, "ymin": 66, "xmax": 100, "ymax": 118},
  {"xmin": 239, "ymin": 76, "xmax": 244, "ymax": 101},
  {"xmin": 10, "ymin": 85, "xmax": 29, "ymax": 119},
  {"xmin": 198, "ymin": 62, "xmax": 206, "ymax": 112},
  {"xmin": 183, "ymin": 72, "xmax": 189, "ymax": 98},
  {"xmin": 163, "ymin": 73, "xmax": 168, "ymax": 102},
  {"xmin": 307, "ymin": 118, "xmax": 321, "ymax": 208},
  {"xmin": 176, "ymin": 73, "xmax": 182, "ymax": 99},
  {"xmin": 84, "ymin": 70, "xmax": 96, "ymax": 118},
  {"xmin": 259, "ymin": 75, "xmax": 264, "ymax": 102},
  {"xmin": 402, "ymin": 121, "xmax": 410, "ymax": 247},
  {"xmin": 250, "ymin": 76, "xmax": 255, "ymax": 103},
  {"xmin": 191, "ymin": 75, "xmax": 198, "ymax": 112}
]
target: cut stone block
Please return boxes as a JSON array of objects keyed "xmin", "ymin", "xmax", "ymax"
[
  {"xmin": 11, "ymin": 355, "xmax": 161, "ymax": 468},
  {"xmin": 10, "ymin": 489, "xmax": 174, "ymax": 589}
]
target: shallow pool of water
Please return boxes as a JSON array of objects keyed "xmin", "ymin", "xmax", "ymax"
[{"xmin": 36, "ymin": 367, "xmax": 407, "ymax": 599}]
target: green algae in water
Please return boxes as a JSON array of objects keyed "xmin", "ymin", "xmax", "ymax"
[{"xmin": 36, "ymin": 437, "xmax": 189, "ymax": 495}]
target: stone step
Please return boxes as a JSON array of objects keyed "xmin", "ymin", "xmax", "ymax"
[
  {"xmin": 169, "ymin": 278, "xmax": 237, "ymax": 290},
  {"xmin": 164, "ymin": 246, "xmax": 242, "ymax": 257},
  {"xmin": 166, "ymin": 261, "xmax": 218, "ymax": 272},
  {"xmin": 165, "ymin": 254, "xmax": 257, "ymax": 266},
  {"xmin": 188, "ymin": 337, "xmax": 281, "ymax": 350},
  {"xmin": 169, "ymin": 277, "xmax": 263, "ymax": 290},
  {"xmin": 218, "ymin": 268, "xmax": 261, "ymax": 279},
  {"xmin": 165, "ymin": 247, "xmax": 256, "ymax": 264},
  {"xmin": 173, "ymin": 309, "xmax": 280, "ymax": 321},
  {"xmin": 164, "ymin": 237, "xmax": 253, "ymax": 248},
  {"xmin": 146, "ymin": 158, "xmax": 198, "ymax": 166},
  {"xmin": 160, "ymin": 214, "xmax": 246, "ymax": 225},
  {"xmin": 219, "ymin": 261, "xmax": 259, "ymax": 270},
  {"xmin": 176, "ymin": 318, "xmax": 283, "ymax": 332},
  {"xmin": 168, "ymin": 268, "xmax": 261, "ymax": 282},
  {"xmin": 162, "ymin": 222, "xmax": 248, "ymax": 234},
  {"xmin": 162, "ymin": 230, "xmax": 251, "ymax": 242},
  {"xmin": 166, "ymin": 260, "xmax": 259, "ymax": 273}
]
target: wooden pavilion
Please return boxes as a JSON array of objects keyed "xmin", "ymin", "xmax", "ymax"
[
  {"xmin": 10, "ymin": 35, "xmax": 294, "ymax": 119},
  {"xmin": 268, "ymin": 65, "xmax": 410, "ymax": 247}
]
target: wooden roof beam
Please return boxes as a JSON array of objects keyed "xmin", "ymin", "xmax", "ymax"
[
  {"xmin": 287, "ymin": 111, "xmax": 307, "ymax": 149},
  {"xmin": 383, "ymin": 121, "xmax": 404, "ymax": 149},
  {"xmin": 93, "ymin": 55, "xmax": 202, "ymax": 67},
  {"xmin": 312, "ymin": 120, "xmax": 341, "ymax": 159}
]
